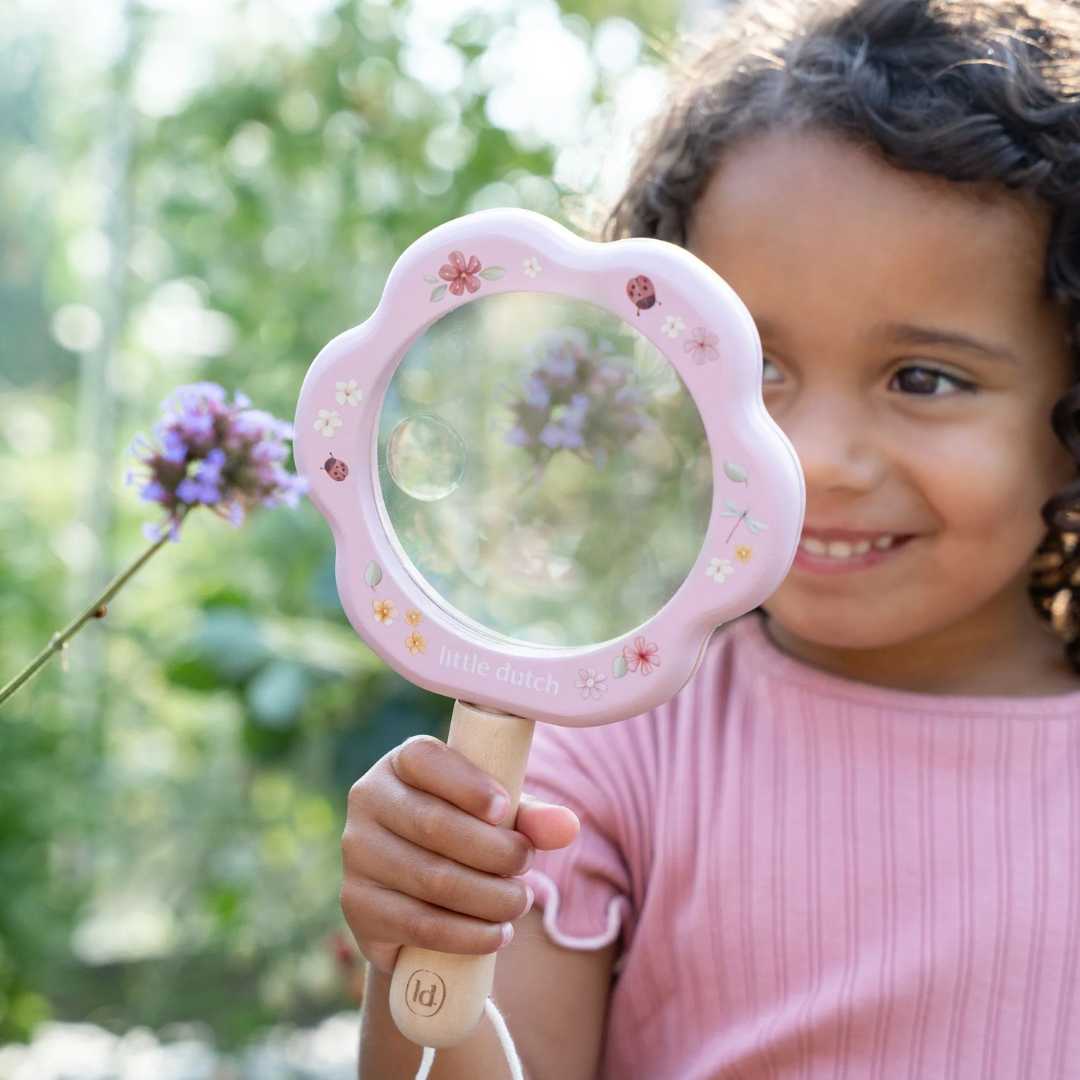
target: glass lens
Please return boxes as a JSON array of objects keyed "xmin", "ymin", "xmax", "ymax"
[{"xmin": 377, "ymin": 292, "xmax": 712, "ymax": 647}]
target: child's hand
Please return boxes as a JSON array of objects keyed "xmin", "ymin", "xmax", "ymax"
[{"xmin": 341, "ymin": 734, "xmax": 580, "ymax": 974}]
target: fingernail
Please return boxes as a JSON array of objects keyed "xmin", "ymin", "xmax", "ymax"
[
  {"xmin": 522, "ymin": 884, "xmax": 534, "ymax": 916},
  {"xmin": 487, "ymin": 793, "xmax": 510, "ymax": 823},
  {"xmin": 522, "ymin": 847, "xmax": 535, "ymax": 874},
  {"xmin": 500, "ymin": 922, "xmax": 515, "ymax": 947}
]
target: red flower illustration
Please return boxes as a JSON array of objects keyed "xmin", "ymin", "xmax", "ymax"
[
  {"xmin": 439, "ymin": 251, "xmax": 482, "ymax": 295},
  {"xmin": 623, "ymin": 635, "xmax": 660, "ymax": 676}
]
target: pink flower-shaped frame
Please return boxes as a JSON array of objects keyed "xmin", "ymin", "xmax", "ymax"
[{"xmin": 295, "ymin": 209, "xmax": 804, "ymax": 727}]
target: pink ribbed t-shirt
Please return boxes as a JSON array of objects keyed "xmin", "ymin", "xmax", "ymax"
[{"xmin": 522, "ymin": 616, "xmax": 1080, "ymax": 1079}]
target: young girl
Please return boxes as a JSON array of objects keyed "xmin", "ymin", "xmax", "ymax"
[{"xmin": 340, "ymin": 0, "xmax": 1080, "ymax": 1075}]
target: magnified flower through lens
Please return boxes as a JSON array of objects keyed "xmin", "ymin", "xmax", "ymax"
[{"xmin": 504, "ymin": 328, "xmax": 648, "ymax": 472}]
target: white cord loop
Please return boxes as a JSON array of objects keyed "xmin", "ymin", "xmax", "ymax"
[{"xmin": 413, "ymin": 998, "xmax": 523, "ymax": 1080}]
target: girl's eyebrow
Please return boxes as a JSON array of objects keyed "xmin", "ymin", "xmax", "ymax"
[
  {"xmin": 753, "ymin": 316, "xmax": 1019, "ymax": 364},
  {"xmin": 874, "ymin": 321, "xmax": 1019, "ymax": 364}
]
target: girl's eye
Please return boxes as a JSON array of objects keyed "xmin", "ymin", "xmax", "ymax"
[
  {"xmin": 762, "ymin": 358, "xmax": 784, "ymax": 384},
  {"xmin": 890, "ymin": 365, "xmax": 975, "ymax": 396}
]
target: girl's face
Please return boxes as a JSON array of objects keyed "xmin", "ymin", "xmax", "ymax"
[{"xmin": 688, "ymin": 131, "xmax": 1074, "ymax": 669}]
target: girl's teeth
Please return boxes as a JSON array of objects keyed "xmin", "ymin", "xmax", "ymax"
[{"xmin": 799, "ymin": 535, "xmax": 898, "ymax": 558}]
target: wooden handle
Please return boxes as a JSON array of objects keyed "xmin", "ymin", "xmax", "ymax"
[{"xmin": 390, "ymin": 700, "xmax": 535, "ymax": 1048}]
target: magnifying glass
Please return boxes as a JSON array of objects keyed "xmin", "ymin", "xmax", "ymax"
[{"xmin": 295, "ymin": 208, "xmax": 804, "ymax": 1048}]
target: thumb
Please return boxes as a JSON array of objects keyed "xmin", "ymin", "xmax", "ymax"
[{"xmin": 514, "ymin": 793, "xmax": 580, "ymax": 851}]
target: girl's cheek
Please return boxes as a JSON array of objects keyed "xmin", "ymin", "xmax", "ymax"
[{"xmin": 908, "ymin": 409, "xmax": 1061, "ymax": 554}]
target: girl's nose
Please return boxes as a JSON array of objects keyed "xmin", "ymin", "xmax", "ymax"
[{"xmin": 776, "ymin": 394, "xmax": 887, "ymax": 496}]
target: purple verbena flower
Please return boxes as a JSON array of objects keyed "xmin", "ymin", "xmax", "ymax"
[
  {"xmin": 198, "ymin": 447, "xmax": 226, "ymax": 483},
  {"xmin": 539, "ymin": 423, "xmax": 565, "ymax": 449},
  {"xmin": 541, "ymin": 352, "xmax": 576, "ymax": 380},
  {"xmin": 127, "ymin": 382, "xmax": 308, "ymax": 541},
  {"xmin": 559, "ymin": 425, "xmax": 585, "ymax": 450},
  {"xmin": 143, "ymin": 517, "xmax": 182, "ymax": 543},
  {"xmin": 564, "ymin": 393, "xmax": 590, "ymax": 425},
  {"xmin": 158, "ymin": 428, "xmax": 189, "ymax": 465},
  {"xmin": 505, "ymin": 327, "xmax": 650, "ymax": 471},
  {"xmin": 139, "ymin": 480, "xmax": 167, "ymax": 504},
  {"xmin": 524, "ymin": 376, "xmax": 551, "ymax": 409}
]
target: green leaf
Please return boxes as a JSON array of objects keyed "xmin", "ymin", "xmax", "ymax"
[
  {"xmin": 364, "ymin": 561, "xmax": 383, "ymax": 589},
  {"xmin": 195, "ymin": 609, "xmax": 272, "ymax": 682},
  {"xmin": 165, "ymin": 655, "xmax": 223, "ymax": 691},
  {"xmin": 423, "ymin": 274, "xmax": 439, "ymax": 284},
  {"xmin": 612, "ymin": 655, "xmax": 628, "ymax": 679},
  {"xmin": 479, "ymin": 266, "xmax": 505, "ymax": 280},
  {"xmin": 430, "ymin": 284, "xmax": 448, "ymax": 302},
  {"xmin": 246, "ymin": 661, "xmax": 308, "ymax": 730},
  {"xmin": 724, "ymin": 461, "xmax": 749, "ymax": 484}
]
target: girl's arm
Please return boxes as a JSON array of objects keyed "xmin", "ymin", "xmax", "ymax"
[
  {"xmin": 358, "ymin": 907, "xmax": 617, "ymax": 1079},
  {"xmin": 493, "ymin": 907, "xmax": 617, "ymax": 1079}
]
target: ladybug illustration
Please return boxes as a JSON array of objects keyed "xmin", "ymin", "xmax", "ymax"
[
  {"xmin": 323, "ymin": 454, "xmax": 349, "ymax": 482},
  {"xmin": 626, "ymin": 275, "xmax": 659, "ymax": 314}
]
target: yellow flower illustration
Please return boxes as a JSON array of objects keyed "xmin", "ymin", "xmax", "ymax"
[
  {"xmin": 405, "ymin": 630, "xmax": 428, "ymax": 655},
  {"xmin": 735, "ymin": 545, "xmax": 753, "ymax": 564},
  {"xmin": 372, "ymin": 598, "xmax": 397, "ymax": 625},
  {"xmin": 405, "ymin": 608, "xmax": 423, "ymax": 627}
]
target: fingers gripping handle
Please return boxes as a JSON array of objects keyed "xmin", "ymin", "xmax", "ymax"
[{"xmin": 390, "ymin": 701, "xmax": 536, "ymax": 1048}]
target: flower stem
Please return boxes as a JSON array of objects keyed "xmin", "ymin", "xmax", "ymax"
[{"xmin": 0, "ymin": 524, "xmax": 178, "ymax": 711}]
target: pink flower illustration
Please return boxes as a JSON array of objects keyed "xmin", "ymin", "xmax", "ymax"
[
  {"xmin": 684, "ymin": 327, "xmax": 719, "ymax": 365},
  {"xmin": 439, "ymin": 251, "xmax": 482, "ymax": 296},
  {"xmin": 623, "ymin": 636, "xmax": 660, "ymax": 676}
]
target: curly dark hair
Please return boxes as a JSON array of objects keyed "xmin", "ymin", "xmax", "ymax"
[{"xmin": 608, "ymin": 0, "xmax": 1080, "ymax": 666}]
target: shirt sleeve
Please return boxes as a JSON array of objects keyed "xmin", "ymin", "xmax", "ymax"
[{"xmin": 521, "ymin": 716, "xmax": 655, "ymax": 954}]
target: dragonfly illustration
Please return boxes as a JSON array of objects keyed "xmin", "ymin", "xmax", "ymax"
[{"xmin": 722, "ymin": 499, "xmax": 768, "ymax": 542}]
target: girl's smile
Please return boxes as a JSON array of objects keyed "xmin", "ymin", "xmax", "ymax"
[
  {"xmin": 688, "ymin": 130, "xmax": 1078, "ymax": 694},
  {"xmin": 794, "ymin": 528, "xmax": 912, "ymax": 573}
]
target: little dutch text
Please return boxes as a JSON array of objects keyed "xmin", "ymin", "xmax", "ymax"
[{"xmin": 437, "ymin": 645, "xmax": 559, "ymax": 696}]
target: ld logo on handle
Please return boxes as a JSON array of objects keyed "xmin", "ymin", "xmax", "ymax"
[{"xmin": 405, "ymin": 969, "xmax": 446, "ymax": 1017}]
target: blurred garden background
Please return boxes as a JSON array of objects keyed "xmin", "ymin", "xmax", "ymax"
[{"xmin": 0, "ymin": 0, "xmax": 683, "ymax": 1074}]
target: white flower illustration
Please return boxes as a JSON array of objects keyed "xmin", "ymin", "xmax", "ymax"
[
  {"xmin": 314, "ymin": 409, "xmax": 342, "ymax": 438},
  {"xmin": 575, "ymin": 667, "xmax": 608, "ymax": 701},
  {"xmin": 335, "ymin": 380, "xmax": 362, "ymax": 408},
  {"xmin": 706, "ymin": 557, "xmax": 734, "ymax": 583},
  {"xmin": 661, "ymin": 315, "xmax": 686, "ymax": 338},
  {"xmin": 522, "ymin": 257, "xmax": 542, "ymax": 278}
]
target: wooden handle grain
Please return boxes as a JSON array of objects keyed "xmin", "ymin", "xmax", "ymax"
[{"xmin": 389, "ymin": 700, "xmax": 535, "ymax": 1048}]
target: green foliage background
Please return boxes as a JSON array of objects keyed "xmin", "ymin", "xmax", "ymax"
[{"xmin": 0, "ymin": 0, "xmax": 676, "ymax": 1050}]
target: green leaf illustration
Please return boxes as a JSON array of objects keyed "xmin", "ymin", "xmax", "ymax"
[
  {"xmin": 423, "ymin": 274, "xmax": 439, "ymax": 284},
  {"xmin": 429, "ymin": 284, "xmax": 448, "ymax": 302},
  {"xmin": 478, "ymin": 266, "xmax": 505, "ymax": 280},
  {"xmin": 364, "ymin": 561, "xmax": 382, "ymax": 589},
  {"xmin": 612, "ymin": 655, "xmax": 628, "ymax": 679},
  {"xmin": 724, "ymin": 461, "xmax": 749, "ymax": 484}
]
